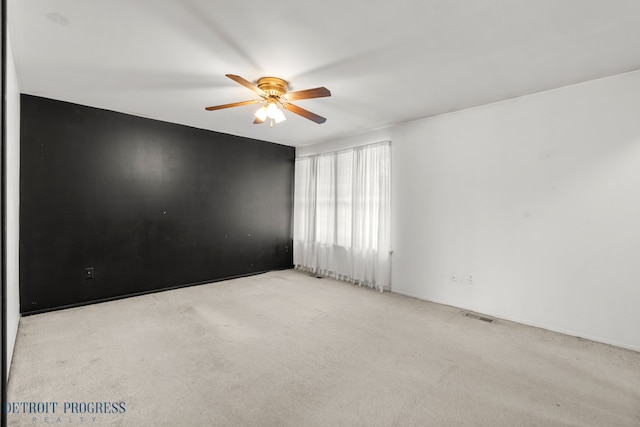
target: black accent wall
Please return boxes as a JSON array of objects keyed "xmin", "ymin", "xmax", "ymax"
[{"xmin": 20, "ymin": 95, "xmax": 294, "ymax": 314}]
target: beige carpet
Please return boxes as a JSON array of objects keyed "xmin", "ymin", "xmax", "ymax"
[{"xmin": 6, "ymin": 269, "xmax": 640, "ymax": 426}]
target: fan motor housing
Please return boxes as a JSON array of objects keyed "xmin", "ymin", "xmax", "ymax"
[{"xmin": 257, "ymin": 77, "xmax": 288, "ymax": 97}]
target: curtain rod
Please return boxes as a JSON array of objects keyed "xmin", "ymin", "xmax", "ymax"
[{"xmin": 295, "ymin": 140, "xmax": 391, "ymax": 160}]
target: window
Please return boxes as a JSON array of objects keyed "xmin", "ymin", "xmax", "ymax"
[{"xmin": 293, "ymin": 141, "xmax": 391, "ymax": 291}]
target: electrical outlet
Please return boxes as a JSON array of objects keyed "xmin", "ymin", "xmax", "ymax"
[
  {"xmin": 467, "ymin": 274, "xmax": 473, "ymax": 284},
  {"xmin": 84, "ymin": 267, "xmax": 94, "ymax": 280}
]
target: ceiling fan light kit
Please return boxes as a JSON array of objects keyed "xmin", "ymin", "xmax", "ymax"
[
  {"xmin": 254, "ymin": 97, "xmax": 287, "ymax": 126},
  {"xmin": 205, "ymin": 74, "xmax": 331, "ymax": 127}
]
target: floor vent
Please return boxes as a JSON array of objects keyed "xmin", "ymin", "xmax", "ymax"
[{"xmin": 464, "ymin": 312, "xmax": 495, "ymax": 323}]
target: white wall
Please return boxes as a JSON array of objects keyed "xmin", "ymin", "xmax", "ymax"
[
  {"xmin": 6, "ymin": 31, "xmax": 21, "ymax": 382},
  {"xmin": 300, "ymin": 70, "xmax": 640, "ymax": 351}
]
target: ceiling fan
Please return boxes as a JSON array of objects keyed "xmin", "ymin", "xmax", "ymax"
[{"xmin": 205, "ymin": 74, "xmax": 331, "ymax": 126}]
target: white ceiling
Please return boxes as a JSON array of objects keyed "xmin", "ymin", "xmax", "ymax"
[{"xmin": 8, "ymin": 1, "xmax": 640, "ymax": 147}]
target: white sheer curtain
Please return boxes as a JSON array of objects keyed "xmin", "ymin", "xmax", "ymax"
[{"xmin": 293, "ymin": 141, "xmax": 391, "ymax": 291}]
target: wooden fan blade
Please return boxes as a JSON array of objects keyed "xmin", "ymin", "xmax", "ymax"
[
  {"xmin": 205, "ymin": 99, "xmax": 262, "ymax": 111},
  {"xmin": 282, "ymin": 103, "xmax": 327, "ymax": 124},
  {"xmin": 253, "ymin": 117, "xmax": 265, "ymax": 124},
  {"xmin": 226, "ymin": 74, "xmax": 266, "ymax": 96},
  {"xmin": 284, "ymin": 87, "xmax": 331, "ymax": 101}
]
